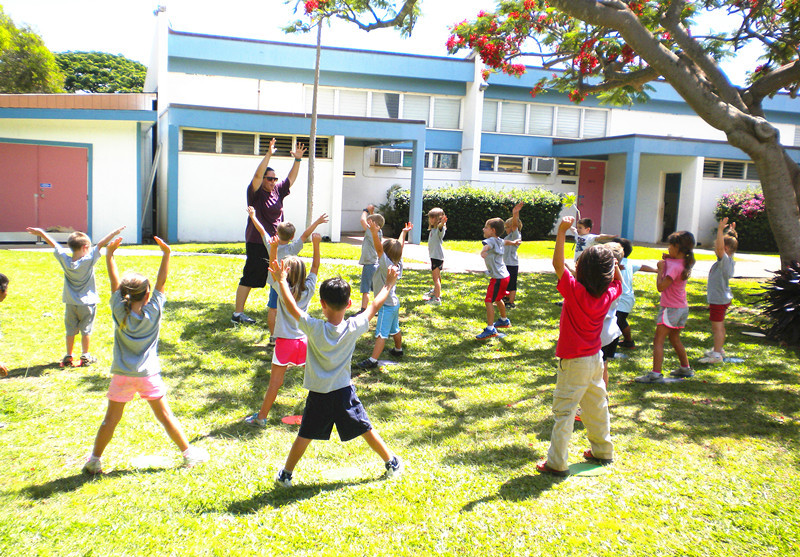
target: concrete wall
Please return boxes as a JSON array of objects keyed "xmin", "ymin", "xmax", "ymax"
[{"xmin": 0, "ymin": 119, "xmax": 141, "ymax": 243}]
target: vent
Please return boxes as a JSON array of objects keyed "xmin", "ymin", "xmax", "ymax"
[
  {"xmin": 528, "ymin": 157, "xmax": 556, "ymax": 174},
  {"xmin": 374, "ymin": 148, "xmax": 403, "ymax": 166}
]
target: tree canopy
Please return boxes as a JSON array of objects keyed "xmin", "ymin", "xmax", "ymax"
[
  {"xmin": 0, "ymin": 6, "xmax": 64, "ymax": 93},
  {"xmin": 284, "ymin": 0, "xmax": 420, "ymax": 35},
  {"xmin": 55, "ymin": 51, "xmax": 146, "ymax": 93}
]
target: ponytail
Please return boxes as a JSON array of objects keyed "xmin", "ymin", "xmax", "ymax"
[
  {"xmin": 118, "ymin": 272, "xmax": 150, "ymax": 329},
  {"xmin": 283, "ymin": 256, "xmax": 307, "ymax": 302},
  {"xmin": 668, "ymin": 231, "xmax": 696, "ymax": 281}
]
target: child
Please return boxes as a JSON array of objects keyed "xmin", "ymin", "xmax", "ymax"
[
  {"xmin": 699, "ymin": 218, "xmax": 738, "ymax": 364},
  {"xmin": 599, "ymin": 243, "xmax": 625, "ymax": 388},
  {"xmin": 537, "ymin": 216, "xmax": 621, "ymax": 477},
  {"xmin": 245, "ymin": 234, "xmax": 322, "ymax": 426},
  {"xmin": 612, "ymin": 237, "xmax": 657, "ymax": 349},
  {"xmin": 476, "ymin": 218, "xmax": 511, "ymax": 340},
  {"xmin": 502, "ymin": 202, "xmax": 524, "ymax": 308},
  {"xmin": 571, "ymin": 218, "xmax": 614, "ymax": 262},
  {"xmin": 357, "ymin": 205, "xmax": 384, "ymax": 313},
  {"xmin": 635, "ymin": 231, "xmax": 696, "ymax": 383},
  {"xmin": 424, "ymin": 207, "xmax": 447, "ymax": 306},
  {"xmin": 27, "ymin": 225, "xmax": 126, "ymax": 367},
  {"xmin": 356, "ymin": 220, "xmax": 413, "ymax": 368},
  {"xmin": 271, "ymin": 259, "xmax": 403, "ymax": 487},
  {"xmin": 0, "ymin": 273, "xmax": 8, "ymax": 376},
  {"xmin": 82, "ymin": 236, "xmax": 208, "ymax": 474},
  {"xmin": 246, "ymin": 207, "xmax": 327, "ymax": 343}
]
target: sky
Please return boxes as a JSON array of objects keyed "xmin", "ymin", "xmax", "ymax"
[{"xmin": 1, "ymin": 0, "xmax": 761, "ymax": 85}]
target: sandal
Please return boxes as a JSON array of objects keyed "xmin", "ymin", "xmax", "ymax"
[
  {"xmin": 536, "ymin": 461, "xmax": 569, "ymax": 477},
  {"xmin": 583, "ymin": 449, "xmax": 613, "ymax": 465}
]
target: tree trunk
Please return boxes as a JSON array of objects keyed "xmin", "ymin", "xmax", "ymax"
[{"xmin": 306, "ymin": 22, "xmax": 322, "ymax": 228}]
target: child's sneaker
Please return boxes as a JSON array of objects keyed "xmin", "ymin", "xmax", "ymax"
[
  {"xmin": 356, "ymin": 358, "xmax": 378, "ymax": 369},
  {"xmin": 536, "ymin": 461, "xmax": 569, "ymax": 477},
  {"xmin": 476, "ymin": 326, "xmax": 497, "ymax": 340},
  {"xmin": 670, "ymin": 366, "xmax": 695, "ymax": 378},
  {"xmin": 493, "ymin": 317, "xmax": 511, "ymax": 329},
  {"xmin": 388, "ymin": 348, "xmax": 404, "ymax": 358},
  {"xmin": 82, "ymin": 456, "xmax": 102, "ymax": 475},
  {"xmin": 385, "ymin": 456, "xmax": 403, "ymax": 478},
  {"xmin": 618, "ymin": 339, "xmax": 636, "ymax": 349},
  {"xmin": 60, "ymin": 355, "xmax": 73, "ymax": 368},
  {"xmin": 422, "ymin": 289, "xmax": 435, "ymax": 301},
  {"xmin": 583, "ymin": 449, "xmax": 613, "ymax": 465},
  {"xmin": 231, "ymin": 312, "xmax": 256, "ymax": 325},
  {"xmin": 634, "ymin": 371, "xmax": 665, "ymax": 383},
  {"xmin": 244, "ymin": 413, "xmax": 267, "ymax": 428},
  {"xmin": 275, "ymin": 468, "xmax": 293, "ymax": 487},
  {"xmin": 703, "ymin": 348, "xmax": 725, "ymax": 358},
  {"xmin": 427, "ymin": 296, "xmax": 441, "ymax": 305},
  {"xmin": 699, "ymin": 351, "xmax": 723, "ymax": 364},
  {"xmin": 80, "ymin": 353, "xmax": 97, "ymax": 366},
  {"xmin": 182, "ymin": 445, "xmax": 209, "ymax": 468},
  {"xmin": 505, "ymin": 301, "xmax": 516, "ymax": 309}
]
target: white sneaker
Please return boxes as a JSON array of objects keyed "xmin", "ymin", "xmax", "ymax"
[
  {"xmin": 183, "ymin": 446, "xmax": 209, "ymax": 468},
  {"xmin": 634, "ymin": 371, "xmax": 665, "ymax": 383},
  {"xmin": 275, "ymin": 468, "xmax": 293, "ymax": 487},
  {"xmin": 422, "ymin": 289, "xmax": 435, "ymax": 301},
  {"xmin": 384, "ymin": 455, "xmax": 403, "ymax": 479},
  {"xmin": 82, "ymin": 456, "xmax": 102, "ymax": 475},
  {"xmin": 703, "ymin": 348, "xmax": 725, "ymax": 358},
  {"xmin": 698, "ymin": 352, "xmax": 724, "ymax": 364},
  {"xmin": 427, "ymin": 296, "xmax": 441, "ymax": 305}
]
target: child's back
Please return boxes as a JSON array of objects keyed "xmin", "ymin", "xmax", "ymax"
[
  {"xmin": 110, "ymin": 287, "xmax": 165, "ymax": 376},
  {"xmin": 56, "ymin": 246, "xmax": 102, "ymax": 305},
  {"xmin": 299, "ymin": 312, "xmax": 369, "ymax": 392},
  {"xmin": 660, "ymin": 258, "xmax": 688, "ymax": 308}
]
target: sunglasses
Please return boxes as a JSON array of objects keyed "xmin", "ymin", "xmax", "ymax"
[{"xmin": 264, "ymin": 177, "xmax": 279, "ymax": 182}]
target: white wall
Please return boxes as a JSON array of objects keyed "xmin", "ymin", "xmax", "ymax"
[
  {"xmin": 168, "ymin": 73, "xmax": 261, "ymax": 111},
  {"xmin": 176, "ymin": 152, "xmax": 335, "ymax": 242},
  {"xmin": 633, "ymin": 155, "xmax": 698, "ymax": 244},
  {"xmin": 0, "ymin": 119, "xmax": 141, "ymax": 244}
]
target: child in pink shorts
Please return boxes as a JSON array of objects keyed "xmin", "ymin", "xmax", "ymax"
[
  {"xmin": 245, "ymin": 233, "xmax": 322, "ymax": 426},
  {"xmin": 82, "ymin": 236, "xmax": 209, "ymax": 474}
]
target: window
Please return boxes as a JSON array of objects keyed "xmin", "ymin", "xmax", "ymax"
[
  {"xmin": 403, "ymin": 94, "xmax": 430, "ymax": 124},
  {"xmin": 497, "ymin": 156, "xmax": 524, "ymax": 173},
  {"xmin": 259, "ymin": 135, "xmax": 293, "ymax": 157},
  {"xmin": 529, "ymin": 105, "xmax": 554, "ymax": 136},
  {"xmin": 429, "ymin": 152, "xmax": 459, "ymax": 169},
  {"xmin": 703, "ymin": 159, "xmax": 721, "ymax": 178},
  {"xmin": 704, "ymin": 159, "xmax": 759, "ymax": 181},
  {"xmin": 558, "ymin": 159, "xmax": 578, "ymax": 176},
  {"xmin": 583, "ymin": 110, "xmax": 607, "ymax": 138},
  {"xmin": 482, "ymin": 100, "xmax": 498, "ymax": 132},
  {"xmin": 371, "ymin": 92, "xmax": 400, "ymax": 119},
  {"xmin": 500, "ymin": 102, "xmax": 526, "ymax": 134},
  {"xmin": 221, "ymin": 132, "xmax": 256, "ymax": 155},
  {"xmin": 297, "ymin": 137, "xmax": 331, "ymax": 159},
  {"xmin": 182, "ymin": 130, "xmax": 216, "ymax": 153},
  {"xmin": 721, "ymin": 161, "xmax": 746, "ymax": 180},
  {"xmin": 746, "ymin": 163, "xmax": 759, "ymax": 180},
  {"xmin": 339, "ymin": 90, "xmax": 368, "ymax": 117},
  {"xmin": 304, "ymin": 86, "xmax": 335, "ymax": 115},
  {"xmin": 432, "ymin": 97, "xmax": 461, "ymax": 129},
  {"xmin": 555, "ymin": 106, "xmax": 581, "ymax": 137},
  {"xmin": 479, "ymin": 155, "xmax": 496, "ymax": 171}
]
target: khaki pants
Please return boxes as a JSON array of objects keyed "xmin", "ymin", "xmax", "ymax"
[{"xmin": 546, "ymin": 352, "xmax": 613, "ymax": 470}]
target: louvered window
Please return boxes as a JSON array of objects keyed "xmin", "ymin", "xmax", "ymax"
[
  {"xmin": 703, "ymin": 159, "xmax": 721, "ymax": 177},
  {"xmin": 555, "ymin": 107, "xmax": 580, "ymax": 137},
  {"xmin": 583, "ymin": 110, "xmax": 607, "ymax": 138},
  {"xmin": 403, "ymin": 94, "xmax": 430, "ymax": 124},
  {"xmin": 529, "ymin": 105, "xmax": 554, "ymax": 136},
  {"xmin": 258, "ymin": 135, "xmax": 293, "ymax": 157},
  {"xmin": 432, "ymin": 98, "xmax": 460, "ymax": 129},
  {"xmin": 297, "ymin": 137, "xmax": 330, "ymax": 159},
  {"xmin": 339, "ymin": 90, "xmax": 368, "ymax": 117},
  {"xmin": 182, "ymin": 130, "xmax": 217, "ymax": 153},
  {"xmin": 500, "ymin": 102, "xmax": 525, "ymax": 134},
  {"xmin": 371, "ymin": 92, "xmax": 400, "ymax": 119},
  {"xmin": 482, "ymin": 100, "xmax": 498, "ymax": 132},
  {"xmin": 721, "ymin": 161, "xmax": 745, "ymax": 179},
  {"xmin": 221, "ymin": 133, "xmax": 255, "ymax": 155}
]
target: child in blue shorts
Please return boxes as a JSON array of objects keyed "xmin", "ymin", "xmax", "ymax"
[
  {"xmin": 356, "ymin": 220, "xmax": 413, "ymax": 369},
  {"xmin": 357, "ymin": 205, "xmax": 384, "ymax": 313},
  {"xmin": 271, "ymin": 259, "xmax": 403, "ymax": 487}
]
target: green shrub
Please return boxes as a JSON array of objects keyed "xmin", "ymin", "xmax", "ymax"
[
  {"xmin": 379, "ymin": 185, "xmax": 564, "ymax": 240},
  {"xmin": 756, "ymin": 261, "xmax": 800, "ymax": 345},
  {"xmin": 714, "ymin": 188, "xmax": 777, "ymax": 252}
]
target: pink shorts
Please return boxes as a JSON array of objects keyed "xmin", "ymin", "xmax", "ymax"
[
  {"xmin": 107, "ymin": 374, "xmax": 167, "ymax": 402},
  {"xmin": 709, "ymin": 303, "xmax": 730, "ymax": 322},
  {"xmin": 271, "ymin": 337, "xmax": 307, "ymax": 366}
]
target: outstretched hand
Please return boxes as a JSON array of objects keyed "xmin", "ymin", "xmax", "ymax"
[
  {"xmin": 402, "ymin": 222, "xmax": 413, "ymax": 233},
  {"xmin": 558, "ymin": 216, "xmax": 575, "ymax": 232},
  {"xmin": 291, "ymin": 142, "xmax": 306, "ymax": 160},
  {"xmin": 385, "ymin": 265, "xmax": 399, "ymax": 288},
  {"xmin": 106, "ymin": 237, "xmax": 123, "ymax": 254},
  {"xmin": 312, "ymin": 233, "xmax": 322, "ymax": 245},
  {"xmin": 314, "ymin": 213, "xmax": 329, "ymax": 225},
  {"xmin": 26, "ymin": 227, "xmax": 45, "ymax": 237},
  {"xmin": 269, "ymin": 258, "xmax": 289, "ymax": 283},
  {"xmin": 154, "ymin": 236, "xmax": 171, "ymax": 254},
  {"xmin": 513, "ymin": 201, "xmax": 524, "ymax": 214}
]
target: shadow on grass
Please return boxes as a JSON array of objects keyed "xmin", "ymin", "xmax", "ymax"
[
  {"xmin": 225, "ymin": 477, "xmax": 380, "ymax": 513},
  {"xmin": 20, "ymin": 468, "xmax": 163, "ymax": 499},
  {"xmin": 461, "ymin": 474, "xmax": 560, "ymax": 513},
  {"xmin": 2, "ymin": 362, "xmax": 63, "ymax": 379}
]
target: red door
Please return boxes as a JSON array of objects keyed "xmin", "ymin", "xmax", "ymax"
[
  {"xmin": 0, "ymin": 142, "xmax": 88, "ymax": 233},
  {"xmin": 577, "ymin": 160, "xmax": 606, "ymax": 231}
]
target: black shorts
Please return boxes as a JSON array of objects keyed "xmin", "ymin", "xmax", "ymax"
[
  {"xmin": 297, "ymin": 385, "xmax": 372, "ymax": 442},
  {"xmin": 615, "ymin": 311, "xmax": 630, "ymax": 331},
  {"xmin": 602, "ymin": 337, "xmax": 619, "ymax": 362},
  {"xmin": 430, "ymin": 258, "xmax": 444, "ymax": 271},
  {"xmin": 507, "ymin": 265, "xmax": 519, "ymax": 292},
  {"xmin": 239, "ymin": 242, "xmax": 269, "ymax": 288}
]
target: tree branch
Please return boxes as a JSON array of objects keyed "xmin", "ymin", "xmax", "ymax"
[{"xmin": 742, "ymin": 60, "xmax": 800, "ymax": 115}]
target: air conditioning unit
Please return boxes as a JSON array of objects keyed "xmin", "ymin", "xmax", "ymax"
[
  {"xmin": 374, "ymin": 148, "xmax": 403, "ymax": 166},
  {"xmin": 528, "ymin": 157, "xmax": 556, "ymax": 174}
]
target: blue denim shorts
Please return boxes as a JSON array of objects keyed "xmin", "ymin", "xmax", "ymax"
[{"xmin": 360, "ymin": 264, "xmax": 378, "ymax": 294}]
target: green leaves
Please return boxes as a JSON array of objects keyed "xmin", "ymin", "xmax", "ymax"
[
  {"xmin": 55, "ymin": 51, "xmax": 146, "ymax": 93},
  {"xmin": 0, "ymin": 7, "xmax": 64, "ymax": 93}
]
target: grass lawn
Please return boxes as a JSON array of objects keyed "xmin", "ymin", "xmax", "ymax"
[{"xmin": 0, "ymin": 249, "xmax": 798, "ymax": 555}]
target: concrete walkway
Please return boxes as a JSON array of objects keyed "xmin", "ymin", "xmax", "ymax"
[{"xmin": 6, "ymin": 237, "xmax": 780, "ymax": 279}]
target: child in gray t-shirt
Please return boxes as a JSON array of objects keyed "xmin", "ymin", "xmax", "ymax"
[
  {"xmin": 81, "ymin": 235, "xmax": 208, "ymax": 475},
  {"xmin": 27, "ymin": 225, "xmax": 125, "ymax": 367},
  {"xmin": 502, "ymin": 202, "xmax": 524, "ymax": 308},
  {"xmin": 424, "ymin": 207, "xmax": 447, "ymax": 306},
  {"xmin": 477, "ymin": 218, "xmax": 511, "ymax": 340},
  {"xmin": 699, "ymin": 218, "xmax": 738, "ymax": 364},
  {"xmin": 270, "ymin": 259, "xmax": 403, "ymax": 487},
  {"xmin": 245, "ymin": 234, "xmax": 322, "ymax": 427},
  {"xmin": 358, "ymin": 205, "xmax": 384, "ymax": 313}
]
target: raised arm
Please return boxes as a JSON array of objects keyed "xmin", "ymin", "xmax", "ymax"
[
  {"xmin": 96, "ymin": 225, "xmax": 126, "ymax": 249},
  {"xmin": 105, "ymin": 237, "xmax": 123, "ymax": 292},
  {"xmin": 595, "ymin": 233, "xmax": 617, "ymax": 243},
  {"xmin": 714, "ymin": 217, "xmax": 730, "ymax": 259},
  {"xmin": 365, "ymin": 266, "xmax": 398, "ymax": 321},
  {"xmin": 510, "ymin": 202, "xmax": 523, "ymax": 231},
  {"xmin": 250, "ymin": 138, "xmax": 275, "ymax": 192},
  {"xmin": 438, "ymin": 214, "xmax": 448, "ymax": 231},
  {"xmin": 553, "ymin": 216, "xmax": 574, "ymax": 280},
  {"xmin": 268, "ymin": 234, "xmax": 279, "ymax": 265},
  {"xmin": 247, "ymin": 206, "xmax": 269, "ymax": 241},
  {"xmin": 26, "ymin": 227, "xmax": 59, "ymax": 248},
  {"xmin": 368, "ymin": 219, "xmax": 383, "ymax": 258},
  {"xmin": 300, "ymin": 213, "xmax": 329, "ymax": 243},
  {"xmin": 286, "ymin": 142, "xmax": 307, "ymax": 187},
  {"xmin": 359, "ymin": 204, "xmax": 376, "ymax": 231},
  {"xmin": 309, "ymin": 233, "xmax": 322, "ymax": 275},
  {"xmin": 399, "ymin": 222, "xmax": 413, "ymax": 249},
  {"xmin": 271, "ymin": 259, "xmax": 301, "ymax": 322},
  {"xmin": 153, "ymin": 236, "xmax": 171, "ymax": 294}
]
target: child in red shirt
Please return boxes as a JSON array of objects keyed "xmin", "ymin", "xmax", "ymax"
[{"xmin": 537, "ymin": 216, "xmax": 622, "ymax": 477}]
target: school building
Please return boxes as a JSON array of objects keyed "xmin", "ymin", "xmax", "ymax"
[{"xmin": 2, "ymin": 9, "xmax": 800, "ymax": 246}]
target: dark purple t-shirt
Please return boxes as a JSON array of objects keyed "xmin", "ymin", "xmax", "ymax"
[{"xmin": 245, "ymin": 179, "xmax": 290, "ymax": 243}]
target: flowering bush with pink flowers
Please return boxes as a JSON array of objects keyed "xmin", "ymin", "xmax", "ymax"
[{"xmin": 714, "ymin": 188, "xmax": 776, "ymax": 252}]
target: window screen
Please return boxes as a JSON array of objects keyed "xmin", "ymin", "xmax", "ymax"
[
  {"xmin": 497, "ymin": 156, "xmax": 524, "ymax": 173},
  {"xmin": 338, "ymin": 90, "xmax": 368, "ymax": 117},
  {"xmin": 556, "ymin": 107, "xmax": 580, "ymax": 137},
  {"xmin": 479, "ymin": 156, "xmax": 496, "ymax": 171},
  {"xmin": 500, "ymin": 102, "xmax": 526, "ymax": 134},
  {"xmin": 529, "ymin": 105, "xmax": 554, "ymax": 136},
  {"xmin": 482, "ymin": 100, "xmax": 498, "ymax": 132},
  {"xmin": 432, "ymin": 97, "xmax": 460, "ymax": 129},
  {"xmin": 583, "ymin": 110, "xmax": 607, "ymax": 138},
  {"xmin": 371, "ymin": 92, "xmax": 400, "ymax": 119},
  {"xmin": 221, "ymin": 133, "xmax": 255, "ymax": 155},
  {"xmin": 182, "ymin": 130, "xmax": 217, "ymax": 153},
  {"xmin": 430, "ymin": 153, "xmax": 459, "ymax": 169}
]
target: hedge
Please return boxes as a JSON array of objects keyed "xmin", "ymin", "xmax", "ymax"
[
  {"xmin": 714, "ymin": 188, "xmax": 777, "ymax": 252},
  {"xmin": 379, "ymin": 185, "xmax": 564, "ymax": 241}
]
